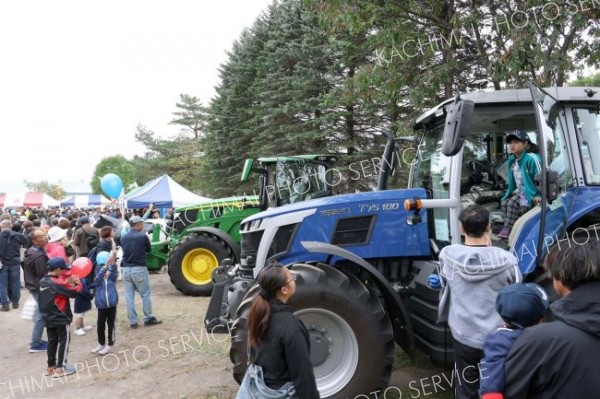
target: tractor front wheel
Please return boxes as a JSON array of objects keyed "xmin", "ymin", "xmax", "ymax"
[
  {"xmin": 230, "ymin": 263, "xmax": 394, "ymax": 398},
  {"xmin": 167, "ymin": 233, "xmax": 232, "ymax": 296}
]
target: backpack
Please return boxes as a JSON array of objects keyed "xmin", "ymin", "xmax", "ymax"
[
  {"xmin": 86, "ymin": 246, "xmax": 99, "ymax": 286},
  {"xmin": 84, "ymin": 229, "xmax": 99, "ymax": 250}
]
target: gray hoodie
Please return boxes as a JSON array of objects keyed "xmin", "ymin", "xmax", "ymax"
[{"xmin": 438, "ymin": 244, "xmax": 521, "ymax": 349}]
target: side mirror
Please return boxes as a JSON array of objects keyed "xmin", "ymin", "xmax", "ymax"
[
  {"xmin": 441, "ymin": 94, "xmax": 474, "ymax": 156},
  {"xmin": 534, "ymin": 171, "xmax": 558, "ymax": 204}
]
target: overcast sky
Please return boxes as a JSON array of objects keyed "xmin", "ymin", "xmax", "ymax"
[{"xmin": 0, "ymin": 0, "xmax": 273, "ymax": 193}]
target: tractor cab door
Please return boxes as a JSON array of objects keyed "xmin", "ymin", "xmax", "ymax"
[{"xmin": 510, "ymin": 83, "xmax": 576, "ymax": 275}]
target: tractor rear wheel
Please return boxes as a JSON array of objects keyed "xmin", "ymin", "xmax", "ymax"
[
  {"xmin": 230, "ymin": 263, "xmax": 394, "ymax": 398},
  {"xmin": 168, "ymin": 233, "xmax": 232, "ymax": 296}
]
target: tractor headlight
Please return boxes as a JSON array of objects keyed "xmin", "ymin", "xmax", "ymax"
[
  {"xmin": 267, "ymin": 223, "xmax": 298, "ymax": 258},
  {"xmin": 250, "ymin": 219, "xmax": 262, "ymax": 230}
]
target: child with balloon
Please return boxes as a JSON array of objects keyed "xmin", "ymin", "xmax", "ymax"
[
  {"xmin": 38, "ymin": 258, "xmax": 83, "ymax": 378},
  {"xmin": 91, "ymin": 251, "xmax": 119, "ymax": 355}
]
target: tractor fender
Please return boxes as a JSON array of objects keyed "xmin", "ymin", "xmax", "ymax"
[
  {"xmin": 300, "ymin": 241, "xmax": 415, "ymax": 357},
  {"xmin": 186, "ymin": 227, "xmax": 241, "ymax": 260}
]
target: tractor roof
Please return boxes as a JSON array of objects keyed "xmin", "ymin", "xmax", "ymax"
[
  {"xmin": 415, "ymin": 86, "xmax": 600, "ymax": 128},
  {"xmin": 256, "ymin": 154, "xmax": 338, "ymax": 164}
]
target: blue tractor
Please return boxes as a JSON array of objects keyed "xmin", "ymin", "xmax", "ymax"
[{"xmin": 205, "ymin": 84, "xmax": 600, "ymax": 397}]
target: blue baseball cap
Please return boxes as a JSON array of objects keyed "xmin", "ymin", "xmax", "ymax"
[
  {"xmin": 506, "ymin": 129, "xmax": 530, "ymax": 143},
  {"xmin": 129, "ymin": 216, "xmax": 144, "ymax": 225},
  {"xmin": 496, "ymin": 283, "xmax": 549, "ymax": 328},
  {"xmin": 47, "ymin": 257, "xmax": 71, "ymax": 270}
]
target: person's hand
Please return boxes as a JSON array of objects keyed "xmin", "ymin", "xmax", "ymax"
[
  {"xmin": 533, "ymin": 197, "xmax": 541, "ymax": 205},
  {"xmin": 67, "ymin": 275, "xmax": 80, "ymax": 285}
]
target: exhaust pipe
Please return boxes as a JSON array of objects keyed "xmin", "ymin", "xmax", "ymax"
[{"xmin": 377, "ymin": 128, "xmax": 396, "ymax": 191}]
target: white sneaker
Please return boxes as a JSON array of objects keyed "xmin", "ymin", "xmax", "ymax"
[
  {"xmin": 91, "ymin": 344, "xmax": 105, "ymax": 353},
  {"xmin": 98, "ymin": 345, "xmax": 113, "ymax": 355},
  {"xmin": 74, "ymin": 328, "xmax": 86, "ymax": 336},
  {"xmin": 83, "ymin": 325, "xmax": 93, "ymax": 332}
]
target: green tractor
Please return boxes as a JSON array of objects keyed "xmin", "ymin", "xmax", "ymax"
[{"xmin": 147, "ymin": 155, "xmax": 338, "ymax": 296}]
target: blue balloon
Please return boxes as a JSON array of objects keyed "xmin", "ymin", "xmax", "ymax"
[
  {"xmin": 96, "ymin": 251, "xmax": 111, "ymax": 266},
  {"xmin": 101, "ymin": 174, "xmax": 123, "ymax": 198}
]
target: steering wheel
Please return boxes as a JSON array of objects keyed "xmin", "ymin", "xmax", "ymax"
[{"xmin": 467, "ymin": 160, "xmax": 497, "ymax": 187}]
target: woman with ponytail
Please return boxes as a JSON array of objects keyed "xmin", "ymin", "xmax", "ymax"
[{"xmin": 240, "ymin": 261, "xmax": 319, "ymax": 399}]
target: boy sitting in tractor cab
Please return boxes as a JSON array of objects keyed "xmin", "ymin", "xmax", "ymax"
[{"xmin": 497, "ymin": 129, "xmax": 542, "ymax": 239}]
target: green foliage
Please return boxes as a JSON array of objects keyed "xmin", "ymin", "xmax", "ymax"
[
  {"xmin": 91, "ymin": 155, "xmax": 136, "ymax": 195},
  {"xmin": 98, "ymin": 0, "xmax": 600, "ymax": 197},
  {"xmin": 24, "ymin": 180, "xmax": 65, "ymax": 200},
  {"xmin": 170, "ymin": 94, "xmax": 209, "ymax": 140},
  {"xmin": 129, "ymin": 94, "xmax": 207, "ymax": 194},
  {"xmin": 131, "ymin": 124, "xmax": 204, "ymax": 194},
  {"xmin": 570, "ymin": 72, "xmax": 600, "ymax": 87}
]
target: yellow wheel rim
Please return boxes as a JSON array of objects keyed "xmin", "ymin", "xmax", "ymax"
[{"xmin": 181, "ymin": 248, "xmax": 218, "ymax": 286}]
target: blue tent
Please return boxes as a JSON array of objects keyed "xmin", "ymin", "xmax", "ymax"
[
  {"xmin": 60, "ymin": 194, "xmax": 110, "ymax": 208},
  {"xmin": 125, "ymin": 175, "xmax": 210, "ymax": 209}
]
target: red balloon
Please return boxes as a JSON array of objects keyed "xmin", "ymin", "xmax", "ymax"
[{"xmin": 71, "ymin": 257, "xmax": 93, "ymax": 278}]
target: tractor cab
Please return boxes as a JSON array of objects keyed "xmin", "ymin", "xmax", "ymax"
[
  {"xmin": 408, "ymin": 84, "xmax": 600, "ymax": 275},
  {"xmin": 241, "ymin": 155, "xmax": 338, "ymax": 210}
]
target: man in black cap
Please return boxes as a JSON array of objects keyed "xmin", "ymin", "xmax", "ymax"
[
  {"xmin": 120, "ymin": 216, "xmax": 162, "ymax": 328},
  {"xmin": 498, "ymin": 129, "xmax": 542, "ymax": 239}
]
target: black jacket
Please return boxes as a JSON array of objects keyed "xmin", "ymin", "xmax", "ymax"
[
  {"xmin": 505, "ymin": 280, "xmax": 600, "ymax": 399},
  {"xmin": 252, "ymin": 299, "xmax": 320, "ymax": 399},
  {"xmin": 0, "ymin": 230, "xmax": 28, "ymax": 265},
  {"xmin": 120, "ymin": 230, "xmax": 150, "ymax": 267},
  {"xmin": 22, "ymin": 246, "xmax": 48, "ymax": 291},
  {"xmin": 38, "ymin": 274, "xmax": 82, "ymax": 327}
]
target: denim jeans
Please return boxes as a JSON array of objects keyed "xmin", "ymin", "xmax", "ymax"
[
  {"xmin": 0, "ymin": 263, "xmax": 21, "ymax": 307},
  {"xmin": 30, "ymin": 291, "xmax": 45, "ymax": 347},
  {"xmin": 122, "ymin": 267, "xmax": 154, "ymax": 324}
]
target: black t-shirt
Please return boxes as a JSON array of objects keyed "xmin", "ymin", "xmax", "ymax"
[
  {"xmin": 0, "ymin": 230, "xmax": 29, "ymax": 265},
  {"xmin": 120, "ymin": 230, "xmax": 150, "ymax": 267}
]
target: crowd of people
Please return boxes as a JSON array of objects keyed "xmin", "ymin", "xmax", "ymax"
[
  {"xmin": 2, "ymin": 199, "xmax": 600, "ymax": 397},
  {"xmin": 0, "ymin": 204, "xmax": 165, "ymax": 378},
  {"xmin": 435, "ymin": 204, "xmax": 600, "ymax": 399}
]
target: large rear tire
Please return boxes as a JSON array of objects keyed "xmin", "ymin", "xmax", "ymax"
[
  {"xmin": 230, "ymin": 263, "xmax": 394, "ymax": 398},
  {"xmin": 167, "ymin": 233, "xmax": 232, "ymax": 296}
]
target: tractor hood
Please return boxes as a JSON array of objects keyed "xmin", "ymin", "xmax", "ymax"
[
  {"xmin": 242, "ymin": 190, "xmax": 419, "ymax": 223},
  {"xmin": 241, "ymin": 188, "xmax": 432, "ymax": 265}
]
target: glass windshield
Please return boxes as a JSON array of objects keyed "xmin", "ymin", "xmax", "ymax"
[
  {"xmin": 411, "ymin": 122, "xmax": 451, "ymax": 197},
  {"xmin": 411, "ymin": 122, "xmax": 451, "ymax": 242},
  {"xmin": 269, "ymin": 158, "xmax": 331, "ymax": 206},
  {"xmin": 573, "ymin": 108, "xmax": 600, "ymax": 185}
]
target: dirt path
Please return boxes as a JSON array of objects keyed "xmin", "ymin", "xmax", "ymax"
[{"xmin": 0, "ymin": 271, "xmax": 452, "ymax": 399}]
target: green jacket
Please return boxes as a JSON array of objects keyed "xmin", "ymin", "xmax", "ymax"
[{"xmin": 501, "ymin": 152, "xmax": 542, "ymax": 206}]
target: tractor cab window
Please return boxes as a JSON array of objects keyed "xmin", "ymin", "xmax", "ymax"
[
  {"xmin": 268, "ymin": 158, "xmax": 331, "ymax": 206},
  {"xmin": 412, "ymin": 122, "xmax": 532, "ymax": 244},
  {"xmin": 412, "ymin": 122, "xmax": 452, "ymax": 242},
  {"xmin": 574, "ymin": 108, "xmax": 600, "ymax": 185}
]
